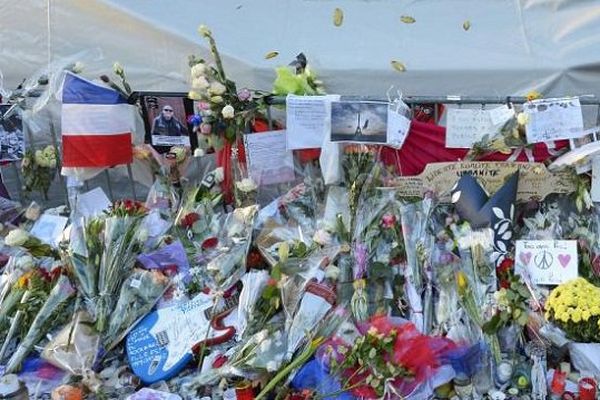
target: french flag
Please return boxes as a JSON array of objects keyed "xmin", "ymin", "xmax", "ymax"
[{"xmin": 61, "ymin": 72, "xmax": 133, "ymax": 167}]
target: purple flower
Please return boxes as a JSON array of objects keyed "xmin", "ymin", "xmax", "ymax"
[
  {"xmin": 187, "ymin": 114, "xmax": 202, "ymax": 126},
  {"xmin": 237, "ymin": 88, "xmax": 252, "ymax": 101},
  {"xmin": 353, "ymin": 242, "xmax": 368, "ymax": 279}
]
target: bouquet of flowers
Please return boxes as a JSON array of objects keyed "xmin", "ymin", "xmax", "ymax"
[
  {"xmin": 312, "ymin": 316, "xmax": 457, "ymax": 399},
  {"xmin": 4, "ymin": 227, "xmax": 58, "ymax": 258},
  {"xmin": 95, "ymin": 200, "xmax": 148, "ymax": 332},
  {"xmin": 188, "ymin": 25, "xmax": 267, "ymax": 147},
  {"xmin": 545, "ymin": 278, "xmax": 600, "ymax": 343},
  {"xmin": 5, "ymin": 274, "xmax": 75, "ymax": 373},
  {"xmin": 103, "ymin": 268, "xmax": 171, "ymax": 350},
  {"xmin": 64, "ymin": 200, "xmax": 148, "ymax": 332},
  {"xmin": 21, "ymin": 145, "xmax": 57, "ymax": 199},
  {"xmin": 482, "ymin": 265, "xmax": 531, "ymax": 336}
]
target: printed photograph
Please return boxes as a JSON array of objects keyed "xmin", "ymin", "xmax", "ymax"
[
  {"xmin": 140, "ymin": 94, "xmax": 196, "ymax": 152},
  {"xmin": 0, "ymin": 105, "xmax": 24, "ymax": 161},
  {"xmin": 330, "ymin": 101, "xmax": 388, "ymax": 143}
]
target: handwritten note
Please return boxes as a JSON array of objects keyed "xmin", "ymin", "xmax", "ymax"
[
  {"xmin": 286, "ymin": 94, "xmax": 340, "ymax": 150},
  {"xmin": 387, "ymin": 100, "xmax": 412, "ymax": 148},
  {"xmin": 446, "ymin": 108, "xmax": 497, "ymax": 148},
  {"xmin": 525, "ymin": 97, "xmax": 584, "ymax": 143},
  {"xmin": 515, "ymin": 240, "xmax": 578, "ymax": 285},
  {"xmin": 30, "ymin": 214, "xmax": 68, "ymax": 247},
  {"xmin": 244, "ymin": 131, "xmax": 295, "ymax": 185},
  {"xmin": 76, "ymin": 187, "xmax": 111, "ymax": 218}
]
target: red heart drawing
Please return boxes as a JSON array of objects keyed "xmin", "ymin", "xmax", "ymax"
[
  {"xmin": 519, "ymin": 251, "xmax": 532, "ymax": 266},
  {"xmin": 558, "ymin": 254, "xmax": 571, "ymax": 268}
]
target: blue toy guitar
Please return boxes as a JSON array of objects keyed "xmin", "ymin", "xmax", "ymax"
[{"xmin": 126, "ymin": 291, "xmax": 237, "ymax": 384}]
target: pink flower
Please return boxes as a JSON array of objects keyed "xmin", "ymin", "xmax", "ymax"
[
  {"xmin": 197, "ymin": 102, "xmax": 210, "ymax": 111},
  {"xmin": 237, "ymin": 88, "xmax": 252, "ymax": 101},
  {"xmin": 381, "ymin": 214, "xmax": 396, "ymax": 229},
  {"xmin": 200, "ymin": 123, "xmax": 212, "ymax": 135}
]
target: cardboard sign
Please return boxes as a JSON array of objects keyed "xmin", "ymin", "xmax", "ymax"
[
  {"xmin": 515, "ymin": 240, "xmax": 578, "ymax": 285},
  {"xmin": 525, "ymin": 97, "xmax": 584, "ymax": 143},
  {"xmin": 392, "ymin": 162, "xmax": 576, "ymax": 202}
]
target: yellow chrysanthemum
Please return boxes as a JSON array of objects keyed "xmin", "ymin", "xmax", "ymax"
[
  {"xmin": 582, "ymin": 310, "xmax": 591, "ymax": 322},
  {"xmin": 572, "ymin": 310, "xmax": 582, "ymax": 323}
]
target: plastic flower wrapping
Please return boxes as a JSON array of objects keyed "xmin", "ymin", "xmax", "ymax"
[{"xmin": 4, "ymin": 26, "xmax": 600, "ymax": 400}]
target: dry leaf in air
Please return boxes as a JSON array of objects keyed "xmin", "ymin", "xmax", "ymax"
[
  {"xmin": 264, "ymin": 51, "xmax": 279, "ymax": 60},
  {"xmin": 400, "ymin": 15, "xmax": 416, "ymax": 24},
  {"xmin": 391, "ymin": 60, "xmax": 406, "ymax": 72},
  {"xmin": 333, "ymin": 8, "xmax": 344, "ymax": 27},
  {"xmin": 463, "ymin": 20, "xmax": 471, "ymax": 31}
]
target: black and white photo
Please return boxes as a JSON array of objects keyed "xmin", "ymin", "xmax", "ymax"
[
  {"xmin": 0, "ymin": 105, "xmax": 24, "ymax": 161},
  {"xmin": 330, "ymin": 101, "xmax": 388, "ymax": 143}
]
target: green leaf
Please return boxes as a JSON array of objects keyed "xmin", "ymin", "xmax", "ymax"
[{"xmin": 400, "ymin": 15, "xmax": 416, "ymax": 24}]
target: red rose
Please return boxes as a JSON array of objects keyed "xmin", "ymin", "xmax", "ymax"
[
  {"xmin": 500, "ymin": 280, "xmax": 510, "ymax": 289},
  {"xmin": 267, "ymin": 278, "xmax": 278, "ymax": 287},
  {"xmin": 181, "ymin": 212, "xmax": 200, "ymax": 229},
  {"xmin": 497, "ymin": 258, "xmax": 514, "ymax": 275},
  {"xmin": 247, "ymin": 250, "xmax": 263, "ymax": 268},
  {"xmin": 212, "ymin": 354, "xmax": 228, "ymax": 368},
  {"xmin": 201, "ymin": 237, "xmax": 219, "ymax": 250}
]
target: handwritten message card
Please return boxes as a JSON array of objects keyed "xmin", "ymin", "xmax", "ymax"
[
  {"xmin": 286, "ymin": 94, "xmax": 340, "ymax": 150},
  {"xmin": 387, "ymin": 100, "xmax": 412, "ymax": 148},
  {"xmin": 515, "ymin": 240, "xmax": 578, "ymax": 285},
  {"xmin": 244, "ymin": 130, "xmax": 295, "ymax": 185},
  {"xmin": 446, "ymin": 108, "xmax": 496, "ymax": 148},
  {"xmin": 525, "ymin": 97, "xmax": 584, "ymax": 143}
]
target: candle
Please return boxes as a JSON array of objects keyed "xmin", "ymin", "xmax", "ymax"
[{"xmin": 578, "ymin": 377, "xmax": 597, "ymax": 400}]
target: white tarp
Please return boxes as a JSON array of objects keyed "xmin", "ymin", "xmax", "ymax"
[{"xmin": 1, "ymin": 0, "xmax": 600, "ymax": 98}]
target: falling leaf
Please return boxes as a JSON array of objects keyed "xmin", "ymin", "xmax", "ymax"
[
  {"xmin": 333, "ymin": 8, "xmax": 344, "ymax": 27},
  {"xmin": 463, "ymin": 20, "xmax": 471, "ymax": 31},
  {"xmin": 400, "ymin": 15, "xmax": 416, "ymax": 24},
  {"xmin": 236, "ymin": 4, "xmax": 242, "ymax": 9},
  {"xmin": 390, "ymin": 60, "xmax": 406, "ymax": 72},
  {"xmin": 264, "ymin": 51, "xmax": 279, "ymax": 60}
]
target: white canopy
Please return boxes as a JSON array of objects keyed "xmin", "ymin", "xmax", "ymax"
[{"xmin": 2, "ymin": 0, "xmax": 600, "ymax": 98}]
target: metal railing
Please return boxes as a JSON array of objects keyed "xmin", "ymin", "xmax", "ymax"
[{"xmin": 2, "ymin": 93, "xmax": 599, "ymax": 208}]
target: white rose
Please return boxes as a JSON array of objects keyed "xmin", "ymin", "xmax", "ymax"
[
  {"xmin": 188, "ymin": 90, "xmax": 202, "ymax": 100},
  {"xmin": 113, "ymin": 61, "xmax": 124, "ymax": 75},
  {"xmin": 137, "ymin": 228, "xmax": 149, "ymax": 243},
  {"xmin": 312, "ymin": 229, "xmax": 332, "ymax": 246},
  {"xmin": 193, "ymin": 148, "xmax": 205, "ymax": 158},
  {"xmin": 213, "ymin": 167, "xmax": 225, "ymax": 183},
  {"xmin": 5, "ymin": 228, "xmax": 29, "ymax": 247},
  {"xmin": 325, "ymin": 264, "xmax": 340, "ymax": 281},
  {"xmin": 221, "ymin": 105, "xmax": 235, "ymax": 119},
  {"xmin": 209, "ymin": 82, "xmax": 226, "ymax": 96},
  {"xmin": 190, "ymin": 63, "xmax": 206, "ymax": 78},
  {"xmin": 198, "ymin": 24, "xmax": 212, "ymax": 37},
  {"xmin": 192, "ymin": 76, "xmax": 210, "ymax": 90},
  {"xmin": 235, "ymin": 178, "xmax": 257, "ymax": 193},
  {"xmin": 210, "ymin": 95, "xmax": 223, "ymax": 104},
  {"xmin": 517, "ymin": 112, "xmax": 529, "ymax": 126},
  {"xmin": 72, "ymin": 61, "xmax": 85, "ymax": 73}
]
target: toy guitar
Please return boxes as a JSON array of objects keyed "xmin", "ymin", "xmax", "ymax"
[{"xmin": 126, "ymin": 291, "xmax": 238, "ymax": 384}]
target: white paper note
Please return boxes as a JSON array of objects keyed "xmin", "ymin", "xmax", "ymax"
[
  {"xmin": 387, "ymin": 101, "xmax": 412, "ymax": 148},
  {"xmin": 525, "ymin": 97, "xmax": 584, "ymax": 143},
  {"xmin": 515, "ymin": 240, "xmax": 578, "ymax": 285},
  {"xmin": 445, "ymin": 108, "xmax": 497, "ymax": 148},
  {"xmin": 286, "ymin": 94, "xmax": 340, "ymax": 150},
  {"xmin": 244, "ymin": 131, "xmax": 295, "ymax": 185},
  {"xmin": 30, "ymin": 214, "xmax": 68, "ymax": 247},
  {"xmin": 76, "ymin": 187, "xmax": 111, "ymax": 218},
  {"xmin": 592, "ymin": 157, "xmax": 600, "ymax": 202},
  {"xmin": 489, "ymin": 104, "xmax": 515, "ymax": 126}
]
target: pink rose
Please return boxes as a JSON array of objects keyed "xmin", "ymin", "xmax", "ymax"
[
  {"xmin": 197, "ymin": 102, "xmax": 210, "ymax": 111},
  {"xmin": 237, "ymin": 88, "xmax": 252, "ymax": 101},
  {"xmin": 381, "ymin": 214, "xmax": 397, "ymax": 229},
  {"xmin": 200, "ymin": 123, "xmax": 212, "ymax": 135}
]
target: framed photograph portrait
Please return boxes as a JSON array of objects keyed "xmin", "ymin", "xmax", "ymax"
[{"xmin": 139, "ymin": 92, "xmax": 197, "ymax": 153}]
